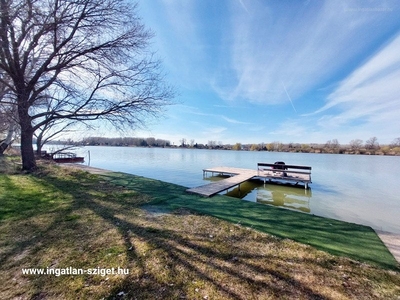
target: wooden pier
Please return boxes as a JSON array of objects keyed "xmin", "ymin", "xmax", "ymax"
[
  {"xmin": 186, "ymin": 163, "xmax": 312, "ymax": 197},
  {"xmin": 257, "ymin": 163, "xmax": 312, "ymax": 189},
  {"xmin": 186, "ymin": 167, "xmax": 257, "ymax": 197}
]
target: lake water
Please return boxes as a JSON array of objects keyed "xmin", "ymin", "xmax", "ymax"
[{"xmin": 72, "ymin": 146, "xmax": 400, "ymax": 234}]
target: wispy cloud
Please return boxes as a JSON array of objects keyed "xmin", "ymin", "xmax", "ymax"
[
  {"xmin": 138, "ymin": 0, "xmax": 400, "ymax": 145},
  {"xmin": 213, "ymin": 0, "xmax": 400, "ymax": 106},
  {"xmin": 270, "ymin": 32, "xmax": 400, "ymax": 144},
  {"xmin": 153, "ymin": 0, "xmax": 212, "ymax": 88},
  {"xmin": 200, "ymin": 126, "xmax": 227, "ymax": 143},
  {"xmin": 183, "ymin": 106, "xmax": 253, "ymax": 125},
  {"xmin": 269, "ymin": 120, "xmax": 308, "ymax": 138},
  {"xmin": 313, "ymin": 33, "xmax": 400, "ymax": 133},
  {"xmin": 221, "ymin": 116, "xmax": 251, "ymax": 124},
  {"xmin": 238, "ymin": 0, "xmax": 250, "ymax": 15},
  {"xmin": 204, "ymin": 126, "xmax": 227, "ymax": 134},
  {"xmin": 282, "ymin": 81, "xmax": 297, "ymax": 114}
]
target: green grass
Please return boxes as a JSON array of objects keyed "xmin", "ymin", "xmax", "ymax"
[
  {"xmin": 100, "ymin": 171, "xmax": 399, "ymax": 271},
  {"xmin": 1, "ymin": 158, "xmax": 399, "ymax": 299}
]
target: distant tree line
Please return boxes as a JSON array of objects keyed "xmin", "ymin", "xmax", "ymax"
[
  {"xmin": 77, "ymin": 137, "xmax": 171, "ymax": 147},
  {"xmin": 177, "ymin": 137, "xmax": 400, "ymax": 156},
  {"xmin": 20, "ymin": 135, "xmax": 400, "ymax": 156}
]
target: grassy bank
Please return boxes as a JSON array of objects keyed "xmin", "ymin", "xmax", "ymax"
[
  {"xmin": 101, "ymin": 171, "xmax": 399, "ymax": 270},
  {"xmin": 1, "ymin": 157, "xmax": 399, "ymax": 299}
]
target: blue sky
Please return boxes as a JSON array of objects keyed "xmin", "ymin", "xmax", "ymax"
[{"xmin": 126, "ymin": 0, "xmax": 400, "ymax": 146}]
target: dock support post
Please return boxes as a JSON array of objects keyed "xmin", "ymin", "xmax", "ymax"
[{"xmin": 305, "ymin": 182, "xmax": 308, "ymax": 189}]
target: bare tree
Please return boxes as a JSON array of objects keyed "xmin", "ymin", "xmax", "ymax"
[
  {"xmin": 365, "ymin": 137, "xmax": 379, "ymax": 150},
  {"xmin": 0, "ymin": 85, "xmax": 18, "ymax": 155},
  {"xmin": 208, "ymin": 140, "xmax": 216, "ymax": 149},
  {"xmin": 349, "ymin": 139, "xmax": 363, "ymax": 151},
  {"xmin": 0, "ymin": 106, "xmax": 15, "ymax": 154},
  {"xmin": 0, "ymin": 75, "xmax": 14, "ymax": 153},
  {"xmin": 34, "ymin": 119, "xmax": 77, "ymax": 155},
  {"xmin": 331, "ymin": 139, "xmax": 340, "ymax": 149},
  {"xmin": 0, "ymin": 0, "xmax": 174, "ymax": 170},
  {"xmin": 390, "ymin": 137, "xmax": 400, "ymax": 147}
]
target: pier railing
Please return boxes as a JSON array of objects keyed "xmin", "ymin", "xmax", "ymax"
[{"xmin": 257, "ymin": 163, "xmax": 312, "ymax": 188}]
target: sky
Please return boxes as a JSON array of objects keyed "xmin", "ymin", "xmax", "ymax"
[{"xmin": 119, "ymin": 0, "xmax": 400, "ymax": 146}]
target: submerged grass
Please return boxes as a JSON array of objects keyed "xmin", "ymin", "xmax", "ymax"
[{"xmin": 0, "ymin": 157, "xmax": 399, "ymax": 299}]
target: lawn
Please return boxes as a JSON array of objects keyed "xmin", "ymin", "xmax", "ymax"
[
  {"xmin": 100, "ymin": 171, "xmax": 399, "ymax": 270},
  {"xmin": 1, "ymin": 157, "xmax": 399, "ymax": 299}
]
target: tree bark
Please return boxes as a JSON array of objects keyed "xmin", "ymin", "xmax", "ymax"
[
  {"xmin": 18, "ymin": 99, "xmax": 36, "ymax": 170},
  {"xmin": 0, "ymin": 141, "xmax": 8, "ymax": 154},
  {"xmin": 36, "ymin": 132, "xmax": 43, "ymax": 156},
  {"xmin": 19, "ymin": 124, "xmax": 36, "ymax": 170},
  {"xmin": 0, "ymin": 123, "xmax": 15, "ymax": 155}
]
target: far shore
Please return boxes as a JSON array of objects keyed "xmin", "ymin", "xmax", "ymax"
[{"xmin": 35, "ymin": 137, "xmax": 400, "ymax": 156}]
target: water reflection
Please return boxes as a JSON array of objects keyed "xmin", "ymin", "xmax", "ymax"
[
  {"xmin": 205, "ymin": 176, "xmax": 312, "ymax": 214},
  {"xmin": 252, "ymin": 184, "xmax": 312, "ymax": 213},
  {"xmin": 77, "ymin": 146, "xmax": 400, "ymax": 234}
]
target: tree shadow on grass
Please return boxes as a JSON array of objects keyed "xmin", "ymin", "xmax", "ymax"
[
  {"xmin": 100, "ymin": 172, "xmax": 399, "ymax": 271},
  {"xmin": 42, "ymin": 173, "xmax": 329, "ymax": 299},
  {"xmin": 1, "ymin": 168, "xmax": 398, "ymax": 299}
]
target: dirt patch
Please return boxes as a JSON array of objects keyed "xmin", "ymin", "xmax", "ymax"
[
  {"xmin": 141, "ymin": 205, "xmax": 171, "ymax": 217},
  {"xmin": 61, "ymin": 163, "xmax": 111, "ymax": 175}
]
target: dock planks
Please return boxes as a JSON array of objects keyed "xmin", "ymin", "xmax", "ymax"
[
  {"xmin": 186, "ymin": 164, "xmax": 312, "ymax": 197},
  {"xmin": 186, "ymin": 167, "xmax": 257, "ymax": 197}
]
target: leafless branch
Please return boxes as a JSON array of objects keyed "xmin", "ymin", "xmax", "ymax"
[{"xmin": 0, "ymin": 0, "xmax": 175, "ymax": 169}]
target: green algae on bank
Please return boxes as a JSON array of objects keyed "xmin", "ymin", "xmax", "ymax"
[
  {"xmin": 1, "ymin": 160, "xmax": 399, "ymax": 299},
  {"xmin": 100, "ymin": 171, "xmax": 399, "ymax": 270}
]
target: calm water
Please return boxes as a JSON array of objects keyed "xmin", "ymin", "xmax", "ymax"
[{"xmin": 72, "ymin": 146, "xmax": 400, "ymax": 234}]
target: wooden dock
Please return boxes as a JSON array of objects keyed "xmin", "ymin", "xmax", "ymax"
[
  {"xmin": 186, "ymin": 164, "xmax": 312, "ymax": 197},
  {"xmin": 186, "ymin": 167, "xmax": 257, "ymax": 197},
  {"xmin": 257, "ymin": 163, "xmax": 312, "ymax": 189}
]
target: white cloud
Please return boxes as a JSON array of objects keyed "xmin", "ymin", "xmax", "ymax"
[
  {"xmin": 221, "ymin": 116, "xmax": 251, "ymax": 124},
  {"xmin": 181, "ymin": 106, "xmax": 253, "ymax": 125},
  {"xmin": 213, "ymin": 0, "xmax": 400, "ymax": 105},
  {"xmin": 316, "ymin": 34, "xmax": 400, "ymax": 112},
  {"xmin": 269, "ymin": 120, "xmax": 309, "ymax": 138},
  {"xmin": 238, "ymin": 0, "xmax": 250, "ymax": 14},
  {"xmin": 199, "ymin": 126, "xmax": 227, "ymax": 143},
  {"xmin": 312, "ymin": 33, "xmax": 400, "ymax": 140},
  {"xmin": 137, "ymin": 0, "xmax": 400, "ymax": 144}
]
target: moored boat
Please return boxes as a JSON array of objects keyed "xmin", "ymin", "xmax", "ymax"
[{"xmin": 52, "ymin": 152, "xmax": 84, "ymax": 163}]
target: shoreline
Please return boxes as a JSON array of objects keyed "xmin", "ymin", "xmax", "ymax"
[
  {"xmin": 2, "ymin": 158, "xmax": 399, "ymax": 298},
  {"xmin": 44, "ymin": 142, "xmax": 400, "ymax": 156},
  {"xmin": 374, "ymin": 230, "xmax": 400, "ymax": 264},
  {"xmin": 63, "ymin": 163, "xmax": 400, "ymax": 266}
]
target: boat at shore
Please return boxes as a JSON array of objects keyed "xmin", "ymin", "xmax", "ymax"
[
  {"xmin": 41, "ymin": 151, "xmax": 84, "ymax": 163},
  {"xmin": 52, "ymin": 152, "xmax": 84, "ymax": 163}
]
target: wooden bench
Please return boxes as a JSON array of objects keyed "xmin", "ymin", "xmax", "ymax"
[{"xmin": 257, "ymin": 163, "xmax": 312, "ymax": 189}]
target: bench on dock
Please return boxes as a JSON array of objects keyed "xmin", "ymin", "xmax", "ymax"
[{"xmin": 257, "ymin": 163, "xmax": 312, "ymax": 189}]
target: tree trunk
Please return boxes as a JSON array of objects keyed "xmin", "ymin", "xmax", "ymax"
[
  {"xmin": 18, "ymin": 101, "xmax": 36, "ymax": 171},
  {"xmin": 0, "ymin": 141, "xmax": 8, "ymax": 155},
  {"xmin": 20, "ymin": 125, "xmax": 36, "ymax": 170},
  {"xmin": 0, "ymin": 123, "xmax": 15, "ymax": 155},
  {"xmin": 36, "ymin": 133, "xmax": 43, "ymax": 156}
]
